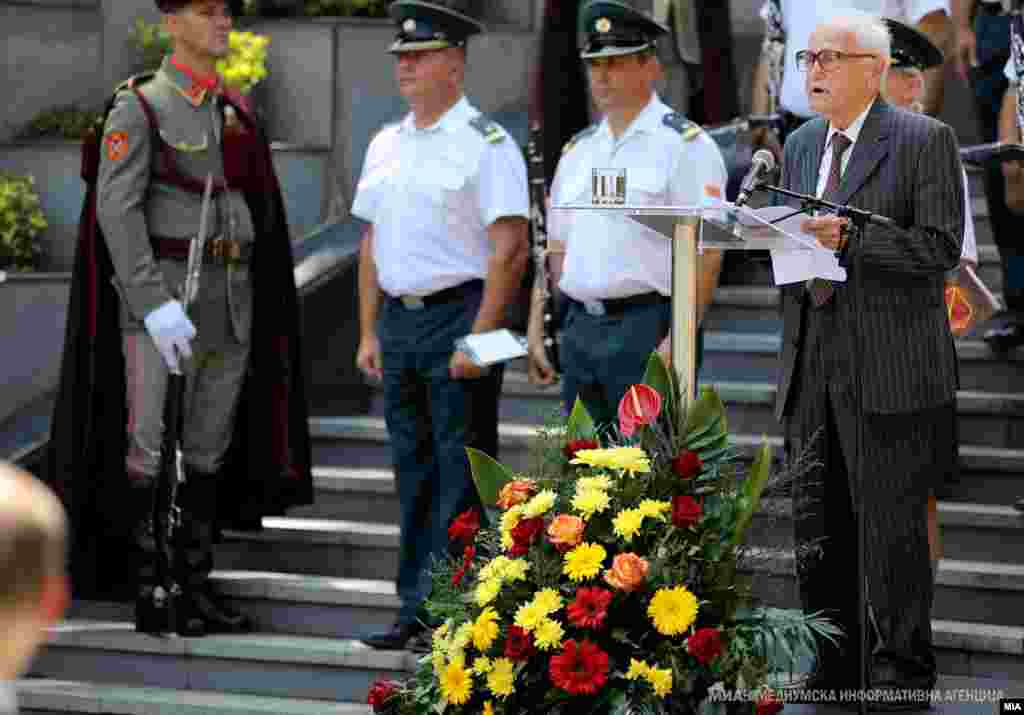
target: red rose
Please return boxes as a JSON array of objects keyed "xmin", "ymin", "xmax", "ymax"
[
  {"xmin": 567, "ymin": 587, "xmax": 614, "ymax": 630},
  {"xmin": 756, "ymin": 689, "xmax": 784, "ymax": 715},
  {"xmin": 447, "ymin": 507, "xmax": 480, "ymax": 545},
  {"xmin": 687, "ymin": 627, "xmax": 724, "ymax": 665},
  {"xmin": 504, "ymin": 625, "xmax": 536, "ymax": 660},
  {"xmin": 510, "ymin": 516, "xmax": 545, "ymax": 557},
  {"xmin": 564, "ymin": 438, "xmax": 599, "ymax": 460},
  {"xmin": 672, "ymin": 495, "xmax": 703, "ymax": 528},
  {"xmin": 367, "ymin": 679, "xmax": 399, "ymax": 711},
  {"xmin": 549, "ymin": 639, "xmax": 610, "ymax": 695},
  {"xmin": 672, "ymin": 450, "xmax": 703, "ymax": 479},
  {"xmin": 618, "ymin": 384, "xmax": 662, "ymax": 438}
]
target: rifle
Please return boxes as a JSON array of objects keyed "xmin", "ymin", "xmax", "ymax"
[
  {"xmin": 527, "ymin": 120, "xmax": 561, "ymax": 373},
  {"xmin": 148, "ymin": 172, "xmax": 215, "ymax": 632}
]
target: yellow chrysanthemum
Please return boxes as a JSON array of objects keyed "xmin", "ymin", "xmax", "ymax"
[
  {"xmin": 513, "ymin": 601, "xmax": 547, "ymax": 632},
  {"xmin": 576, "ymin": 475, "xmax": 613, "ymax": 491},
  {"xmin": 452, "ymin": 622, "xmax": 474, "ymax": 652},
  {"xmin": 433, "ymin": 652, "xmax": 447, "ymax": 678},
  {"xmin": 472, "ymin": 656, "xmax": 494, "ymax": 675},
  {"xmin": 569, "ymin": 448, "xmax": 618, "ymax": 469},
  {"xmin": 487, "ymin": 657, "xmax": 516, "ymax": 698},
  {"xmin": 475, "ymin": 577, "xmax": 502, "ymax": 606},
  {"xmin": 472, "ymin": 607, "xmax": 500, "ymax": 651},
  {"xmin": 522, "ymin": 489, "xmax": 557, "ymax": 519},
  {"xmin": 647, "ymin": 667, "xmax": 674, "ymax": 697},
  {"xmin": 532, "ymin": 588, "xmax": 563, "ymax": 615},
  {"xmin": 563, "ymin": 542, "xmax": 607, "ymax": 581},
  {"xmin": 502, "ymin": 559, "xmax": 531, "ymax": 583},
  {"xmin": 483, "ymin": 701, "xmax": 495, "ymax": 715},
  {"xmin": 432, "ymin": 621, "xmax": 451, "ymax": 651},
  {"xmin": 648, "ymin": 586, "xmax": 699, "ymax": 636},
  {"xmin": 625, "ymin": 658, "xmax": 651, "ymax": 680},
  {"xmin": 605, "ymin": 446, "xmax": 652, "ymax": 475},
  {"xmin": 440, "ymin": 661, "xmax": 473, "ymax": 705},
  {"xmin": 500, "ymin": 505, "xmax": 525, "ymax": 538},
  {"xmin": 571, "ymin": 488, "xmax": 611, "ymax": 520},
  {"xmin": 533, "ymin": 618, "xmax": 564, "ymax": 651},
  {"xmin": 612, "ymin": 508, "xmax": 645, "ymax": 542},
  {"xmin": 638, "ymin": 499, "xmax": 672, "ymax": 519}
]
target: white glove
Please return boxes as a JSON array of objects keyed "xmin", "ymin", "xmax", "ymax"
[{"xmin": 143, "ymin": 300, "xmax": 196, "ymax": 373}]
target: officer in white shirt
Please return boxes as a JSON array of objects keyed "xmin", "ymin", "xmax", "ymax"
[
  {"xmin": 352, "ymin": 0, "xmax": 529, "ymax": 650},
  {"xmin": 528, "ymin": 0, "xmax": 726, "ymax": 428}
]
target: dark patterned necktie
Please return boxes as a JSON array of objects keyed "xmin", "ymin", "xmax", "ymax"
[{"xmin": 807, "ymin": 132, "xmax": 852, "ymax": 307}]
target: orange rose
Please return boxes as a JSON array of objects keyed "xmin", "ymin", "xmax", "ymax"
[
  {"xmin": 547, "ymin": 514, "xmax": 585, "ymax": 552},
  {"xmin": 497, "ymin": 480, "xmax": 537, "ymax": 510},
  {"xmin": 603, "ymin": 553, "xmax": 649, "ymax": 593}
]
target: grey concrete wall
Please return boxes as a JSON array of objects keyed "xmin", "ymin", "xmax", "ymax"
[
  {"xmin": 0, "ymin": 275, "xmax": 70, "ymax": 425},
  {"xmin": 0, "ymin": 3, "xmax": 104, "ymax": 143}
]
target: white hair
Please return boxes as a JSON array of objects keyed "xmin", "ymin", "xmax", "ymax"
[{"xmin": 817, "ymin": 10, "xmax": 892, "ymax": 86}]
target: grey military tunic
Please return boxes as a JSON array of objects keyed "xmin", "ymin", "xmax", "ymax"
[{"xmin": 96, "ymin": 56, "xmax": 255, "ymax": 477}]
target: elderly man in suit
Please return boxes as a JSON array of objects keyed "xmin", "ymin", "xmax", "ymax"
[
  {"xmin": 776, "ymin": 11, "xmax": 963, "ymax": 707},
  {"xmin": 0, "ymin": 461, "xmax": 70, "ymax": 714}
]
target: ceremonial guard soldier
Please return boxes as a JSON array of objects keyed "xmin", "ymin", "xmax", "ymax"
[
  {"xmin": 528, "ymin": 0, "xmax": 726, "ymax": 427},
  {"xmin": 47, "ymin": 0, "xmax": 313, "ymax": 636},
  {"xmin": 353, "ymin": 1, "xmax": 529, "ymax": 650}
]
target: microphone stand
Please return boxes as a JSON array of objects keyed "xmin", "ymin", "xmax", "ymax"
[{"xmin": 757, "ymin": 181, "xmax": 888, "ymax": 715}]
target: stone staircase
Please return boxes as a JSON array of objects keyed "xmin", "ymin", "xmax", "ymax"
[{"xmin": 15, "ymin": 170, "xmax": 1024, "ymax": 713}]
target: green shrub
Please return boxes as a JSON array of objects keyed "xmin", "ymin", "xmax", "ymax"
[
  {"xmin": 15, "ymin": 105, "xmax": 104, "ymax": 141},
  {"xmin": 302, "ymin": 0, "xmax": 389, "ymax": 17},
  {"xmin": 131, "ymin": 17, "xmax": 173, "ymax": 71},
  {"xmin": 0, "ymin": 174, "xmax": 48, "ymax": 271}
]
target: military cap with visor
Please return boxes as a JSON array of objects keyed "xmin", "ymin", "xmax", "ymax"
[
  {"xmin": 387, "ymin": 1, "xmax": 484, "ymax": 54},
  {"xmin": 882, "ymin": 17, "xmax": 944, "ymax": 71},
  {"xmin": 578, "ymin": 0, "xmax": 669, "ymax": 60}
]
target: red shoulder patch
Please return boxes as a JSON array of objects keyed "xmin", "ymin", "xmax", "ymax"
[{"xmin": 104, "ymin": 131, "xmax": 129, "ymax": 161}]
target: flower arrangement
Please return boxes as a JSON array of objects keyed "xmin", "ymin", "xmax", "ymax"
[
  {"xmin": 0, "ymin": 173, "xmax": 48, "ymax": 271},
  {"xmin": 369, "ymin": 354, "xmax": 841, "ymax": 715}
]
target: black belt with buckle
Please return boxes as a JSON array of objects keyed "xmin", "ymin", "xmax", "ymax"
[
  {"xmin": 570, "ymin": 292, "xmax": 669, "ymax": 317},
  {"xmin": 390, "ymin": 279, "xmax": 484, "ymax": 310},
  {"xmin": 152, "ymin": 235, "xmax": 253, "ymax": 264}
]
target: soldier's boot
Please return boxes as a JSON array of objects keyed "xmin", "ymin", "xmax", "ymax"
[
  {"xmin": 130, "ymin": 478, "xmax": 202, "ymax": 635},
  {"xmin": 175, "ymin": 469, "xmax": 254, "ymax": 634}
]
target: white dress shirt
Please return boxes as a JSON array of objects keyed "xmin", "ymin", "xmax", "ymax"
[
  {"xmin": 765, "ymin": 0, "xmax": 949, "ymax": 119},
  {"xmin": 550, "ymin": 94, "xmax": 727, "ymax": 302},
  {"xmin": 816, "ymin": 98, "xmax": 876, "ymax": 198},
  {"xmin": 351, "ymin": 96, "xmax": 529, "ymax": 297},
  {"xmin": 0, "ymin": 681, "xmax": 16, "ymax": 715}
]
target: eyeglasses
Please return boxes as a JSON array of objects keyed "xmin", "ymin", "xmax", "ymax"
[{"xmin": 795, "ymin": 49, "xmax": 877, "ymax": 72}]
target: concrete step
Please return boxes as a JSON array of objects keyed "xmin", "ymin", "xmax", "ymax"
[
  {"xmin": 746, "ymin": 548, "xmax": 1024, "ymax": 681},
  {"xmin": 15, "ymin": 679, "xmax": 371, "ymax": 715},
  {"xmin": 309, "ymin": 416, "xmax": 1024, "ymax": 506},
  {"xmin": 213, "ymin": 509, "xmax": 1024, "ymax": 629},
  {"xmin": 368, "ymin": 372, "xmax": 1024, "ymax": 450},
  {"xmin": 701, "ymin": 332, "xmax": 1024, "ymax": 393},
  {"xmin": 29, "ymin": 620, "xmax": 416, "ymax": 703},
  {"xmin": 70, "ymin": 572, "xmax": 401, "ymax": 643}
]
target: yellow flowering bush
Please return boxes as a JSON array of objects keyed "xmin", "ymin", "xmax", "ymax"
[
  {"xmin": 371, "ymin": 354, "xmax": 841, "ymax": 714},
  {"xmin": 216, "ymin": 31, "xmax": 270, "ymax": 95},
  {"xmin": 0, "ymin": 173, "xmax": 48, "ymax": 271}
]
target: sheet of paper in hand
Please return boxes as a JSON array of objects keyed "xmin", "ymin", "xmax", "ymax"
[
  {"xmin": 946, "ymin": 264, "xmax": 1000, "ymax": 338},
  {"xmin": 455, "ymin": 329, "xmax": 529, "ymax": 367}
]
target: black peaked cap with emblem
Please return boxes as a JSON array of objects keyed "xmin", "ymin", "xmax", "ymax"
[
  {"xmin": 156, "ymin": 0, "xmax": 244, "ymax": 15},
  {"xmin": 883, "ymin": 17, "xmax": 944, "ymax": 71},
  {"xmin": 578, "ymin": 0, "xmax": 668, "ymax": 59},
  {"xmin": 388, "ymin": 1, "xmax": 484, "ymax": 54}
]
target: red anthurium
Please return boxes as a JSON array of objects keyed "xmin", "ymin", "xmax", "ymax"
[{"xmin": 617, "ymin": 384, "xmax": 662, "ymax": 437}]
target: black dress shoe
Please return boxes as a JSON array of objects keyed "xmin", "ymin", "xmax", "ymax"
[
  {"xmin": 983, "ymin": 316, "xmax": 1024, "ymax": 352},
  {"xmin": 362, "ymin": 620, "xmax": 426, "ymax": 650}
]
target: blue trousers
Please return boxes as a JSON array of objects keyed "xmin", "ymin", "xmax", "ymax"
[{"xmin": 378, "ymin": 286, "xmax": 503, "ymax": 624}]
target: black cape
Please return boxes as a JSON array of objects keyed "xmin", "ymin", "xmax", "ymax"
[{"xmin": 46, "ymin": 86, "xmax": 314, "ymax": 600}]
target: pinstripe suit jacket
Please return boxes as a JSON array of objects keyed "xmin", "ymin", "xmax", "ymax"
[{"xmin": 775, "ymin": 98, "xmax": 964, "ymax": 421}]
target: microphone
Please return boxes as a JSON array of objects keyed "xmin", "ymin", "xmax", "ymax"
[{"xmin": 735, "ymin": 149, "xmax": 776, "ymax": 207}]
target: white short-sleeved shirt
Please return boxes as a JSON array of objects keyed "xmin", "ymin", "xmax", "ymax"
[
  {"xmin": 763, "ymin": 0, "xmax": 949, "ymax": 118},
  {"xmin": 550, "ymin": 94, "xmax": 727, "ymax": 302},
  {"xmin": 351, "ymin": 96, "xmax": 529, "ymax": 297},
  {"xmin": 1005, "ymin": 54, "xmax": 1018, "ymax": 83}
]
